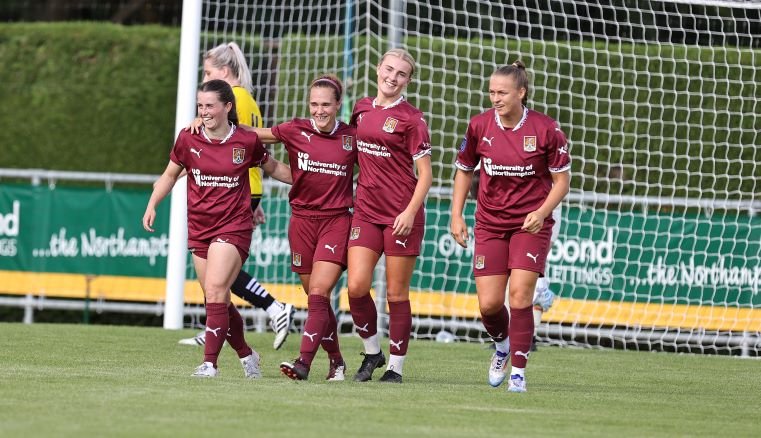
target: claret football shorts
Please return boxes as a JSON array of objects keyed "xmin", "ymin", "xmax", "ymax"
[
  {"xmin": 188, "ymin": 231, "xmax": 251, "ymax": 264},
  {"xmin": 347, "ymin": 217, "xmax": 424, "ymax": 257},
  {"xmin": 472, "ymin": 221, "xmax": 553, "ymax": 277},
  {"xmin": 288, "ymin": 213, "xmax": 352, "ymax": 274}
]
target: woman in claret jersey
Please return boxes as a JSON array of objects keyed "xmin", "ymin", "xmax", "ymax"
[
  {"xmin": 346, "ymin": 48, "xmax": 433, "ymax": 384},
  {"xmin": 143, "ymin": 79, "xmax": 291, "ymax": 378},
  {"xmin": 450, "ymin": 61, "xmax": 571, "ymax": 393},
  {"xmin": 238, "ymin": 74, "xmax": 356, "ymax": 382},
  {"xmin": 176, "ymin": 42, "xmax": 297, "ymax": 351}
]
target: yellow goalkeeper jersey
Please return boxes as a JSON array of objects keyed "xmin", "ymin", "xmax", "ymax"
[{"xmin": 233, "ymin": 86, "xmax": 264, "ymax": 197}]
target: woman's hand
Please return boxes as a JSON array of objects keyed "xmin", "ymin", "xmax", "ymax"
[
  {"xmin": 253, "ymin": 204, "xmax": 266, "ymax": 226},
  {"xmin": 521, "ymin": 211, "xmax": 546, "ymax": 234},
  {"xmin": 142, "ymin": 207, "xmax": 156, "ymax": 232},
  {"xmin": 450, "ymin": 215, "xmax": 469, "ymax": 248},
  {"xmin": 392, "ymin": 209, "xmax": 416, "ymax": 236},
  {"xmin": 183, "ymin": 117, "xmax": 204, "ymax": 134}
]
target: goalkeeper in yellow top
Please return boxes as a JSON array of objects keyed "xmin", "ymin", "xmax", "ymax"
[{"xmin": 178, "ymin": 42, "xmax": 295, "ymax": 349}]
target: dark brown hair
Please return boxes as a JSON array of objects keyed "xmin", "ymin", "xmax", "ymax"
[
  {"xmin": 198, "ymin": 79, "xmax": 238, "ymax": 125},
  {"xmin": 310, "ymin": 74, "xmax": 344, "ymax": 102}
]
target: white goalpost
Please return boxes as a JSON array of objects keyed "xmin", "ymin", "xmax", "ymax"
[
  {"xmin": 163, "ymin": 0, "xmax": 202, "ymax": 329},
  {"xmin": 170, "ymin": 0, "xmax": 761, "ymax": 355}
]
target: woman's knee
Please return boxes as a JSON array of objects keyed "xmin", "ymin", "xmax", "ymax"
[
  {"xmin": 308, "ymin": 285, "xmax": 332, "ymax": 298},
  {"xmin": 347, "ymin": 279, "xmax": 370, "ymax": 298},
  {"xmin": 386, "ymin": 289, "xmax": 410, "ymax": 302},
  {"xmin": 204, "ymin": 280, "xmax": 230, "ymax": 302},
  {"xmin": 507, "ymin": 287, "xmax": 533, "ymax": 308},
  {"xmin": 479, "ymin": 297, "xmax": 505, "ymax": 316}
]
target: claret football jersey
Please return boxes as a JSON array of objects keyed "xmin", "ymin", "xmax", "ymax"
[
  {"xmin": 271, "ymin": 118, "xmax": 357, "ymax": 214},
  {"xmin": 350, "ymin": 96, "xmax": 431, "ymax": 225},
  {"xmin": 455, "ymin": 107, "xmax": 571, "ymax": 230},
  {"xmin": 170, "ymin": 125, "xmax": 269, "ymax": 241}
]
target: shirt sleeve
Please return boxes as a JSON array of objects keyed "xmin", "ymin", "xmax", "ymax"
[
  {"xmin": 454, "ymin": 121, "xmax": 479, "ymax": 171},
  {"xmin": 349, "ymin": 100, "xmax": 366, "ymax": 128},
  {"xmin": 546, "ymin": 121, "xmax": 571, "ymax": 173},
  {"xmin": 249, "ymin": 135, "xmax": 270, "ymax": 168},
  {"xmin": 169, "ymin": 132, "xmax": 187, "ymax": 168},
  {"xmin": 271, "ymin": 121, "xmax": 287, "ymax": 142},
  {"xmin": 407, "ymin": 114, "xmax": 432, "ymax": 161}
]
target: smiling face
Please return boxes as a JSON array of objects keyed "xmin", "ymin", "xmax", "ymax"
[
  {"xmin": 489, "ymin": 73, "xmax": 526, "ymax": 124},
  {"xmin": 309, "ymin": 86, "xmax": 341, "ymax": 133},
  {"xmin": 196, "ymin": 90, "xmax": 232, "ymax": 132},
  {"xmin": 376, "ymin": 55, "xmax": 413, "ymax": 103}
]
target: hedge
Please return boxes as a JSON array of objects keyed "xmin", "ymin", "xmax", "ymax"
[
  {"xmin": 0, "ymin": 22, "xmax": 179, "ymax": 174},
  {"xmin": 1, "ymin": 23, "xmax": 758, "ymax": 199}
]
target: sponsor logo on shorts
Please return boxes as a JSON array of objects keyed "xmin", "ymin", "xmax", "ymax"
[
  {"xmin": 233, "ymin": 148, "xmax": 245, "ymax": 164},
  {"xmin": 475, "ymin": 255, "xmax": 485, "ymax": 270},
  {"xmin": 350, "ymin": 227, "xmax": 360, "ymax": 240},
  {"xmin": 292, "ymin": 252, "xmax": 302, "ymax": 267},
  {"xmin": 523, "ymin": 136, "xmax": 537, "ymax": 152},
  {"xmin": 382, "ymin": 117, "xmax": 398, "ymax": 133}
]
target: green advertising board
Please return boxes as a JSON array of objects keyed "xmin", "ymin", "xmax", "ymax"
[
  {"xmin": 217, "ymin": 197, "xmax": 761, "ymax": 309},
  {"xmin": 2, "ymin": 183, "xmax": 758, "ymax": 308},
  {"xmin": 0, "ymin": 183, "xmax": 170, "ymax": 276},
  {"xmin": 551, "ymin": 207, "xmax": 761, "ymax": 308}
]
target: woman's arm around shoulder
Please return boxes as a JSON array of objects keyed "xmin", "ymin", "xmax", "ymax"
[{"xmin": 261, "ymin": 157, "xmax": 293, "ymax": 185}]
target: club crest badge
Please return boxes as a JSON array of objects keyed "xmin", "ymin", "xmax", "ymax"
[
  {"xmin": 382, "ymin": 117, "xmax": 399, "ymax": 133},
  {"xmin": 475, "ymin": 255, "xmax": 485, "ymax": 270},
  {"xmin": 292, "ymin": 253, "xmax": 302, "ymax": 267},
  {"xmin": 232, "ymin": 148, "xmax": 245, "ymax": 164},
  {"xmin": 523, "ymin": 136, "xmax": 537, "ymax": 152},
  {"xmin": 342, "ymin": 135, "xmax": 353, "ymax": 151},
  {"xmin": 350, "ymin": 227, "xmax": 361, "ymax": 240}
]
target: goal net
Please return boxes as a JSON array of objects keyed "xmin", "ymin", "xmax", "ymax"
[{"xmin": 194, "ymin": 0, "xmax": 761, "ymax": 355}]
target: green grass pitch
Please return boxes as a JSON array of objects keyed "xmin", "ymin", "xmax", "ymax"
[{"xmin": 0, "ymin": 323, "xmax": 758, "ymax": 437}]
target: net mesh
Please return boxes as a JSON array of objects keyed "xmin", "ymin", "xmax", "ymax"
[{"xmin": 191, "ymin": 0, "xmax": 761, "ymax": 355}]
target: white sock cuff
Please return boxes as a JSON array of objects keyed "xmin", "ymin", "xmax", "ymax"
[
  {"xmin": 388, "ymin": 354, "xmax": 406, "ymax": 375},
  {"xmin": 265, "ymin": 301, "xmax": 284, "ymax": 318},
  {"xmin": 495, "ymin": 337, "xmax": 510, "ymax": 355},
  {"xmin": 362, "ymin": 334, "xmax": 381, "ymax": 355}
]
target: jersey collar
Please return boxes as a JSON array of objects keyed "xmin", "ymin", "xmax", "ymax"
[
  {"xmin": 310, "ymin": 118, "xmax": 341, "ymax": 136},
  {"xmin": 201, "ymin": 122, "xmax": 236, "ymax": 143},
  {"xmin": 494, "ymin": 106, "xmax": 529, "ymax": 132},
  {"xmin": 372, "ymin": 95, "xmax": 405, "ymax": 110}
]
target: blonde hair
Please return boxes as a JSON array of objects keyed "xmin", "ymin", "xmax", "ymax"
[
  {"xmin": 379, "ymin": 48, "xmax": 416, "ymax": 77},
  {"xmin": 204, "ymin": 42, "xmax": 253, "ymax": 93}
]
